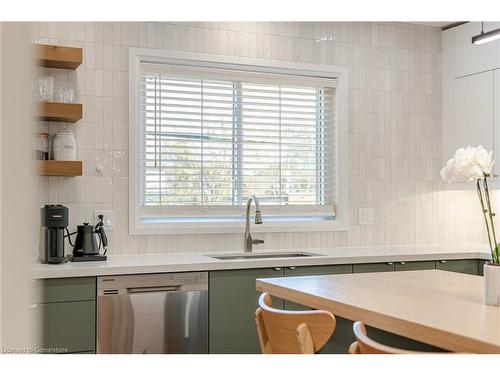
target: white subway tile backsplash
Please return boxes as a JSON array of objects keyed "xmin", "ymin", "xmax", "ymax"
[{"xmin": 36, "ymin": 21, "xmax": 486, "ymax": 256}]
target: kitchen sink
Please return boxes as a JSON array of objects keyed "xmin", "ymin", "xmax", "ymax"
[{"xmin": 209, "ymin": 252, "xmax": 321, "ymax": 260}]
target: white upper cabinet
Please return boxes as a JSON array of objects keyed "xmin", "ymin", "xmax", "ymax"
[
  {"xmin": 454, "ymin": 22, "xmax": 500, "ymax": 78},
  {"xmin": 442, "ymin": 22, "xmax": 500, "ymax": 186},
  {"xmin": 454, "ymin": 71, "xmax": 494, "ymax": 151}
]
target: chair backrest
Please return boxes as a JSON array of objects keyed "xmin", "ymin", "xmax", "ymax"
[
  {"xmin": 349, "ymin": 321, "xmax": 428, "ymax": 354},
  {"xmin": 255, "ymin": 292, "xmax": 336, "ymax": 354}
]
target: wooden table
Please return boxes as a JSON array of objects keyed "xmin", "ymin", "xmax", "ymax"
[{"xmin": 256, "ymin": 270, "xmax": 500, "ymax": 353}]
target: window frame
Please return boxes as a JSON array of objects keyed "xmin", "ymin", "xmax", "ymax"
[{"xmin": 129, "ymin": 48, "xmax": 349, "ymax": 235}]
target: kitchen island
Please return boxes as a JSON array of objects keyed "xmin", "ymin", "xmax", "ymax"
[{"xmin": 256, "ymin": 270, "xmax": 500, "ymax": 353}]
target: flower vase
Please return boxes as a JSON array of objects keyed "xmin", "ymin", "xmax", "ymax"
[{"xmin": 484, "ymin": 262, "xmax": 500, "ymax": 306}]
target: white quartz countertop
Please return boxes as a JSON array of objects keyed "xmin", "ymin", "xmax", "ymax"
[{"xmin": 32, "ymin": 243, "xmax": 491, "ymax": 279}]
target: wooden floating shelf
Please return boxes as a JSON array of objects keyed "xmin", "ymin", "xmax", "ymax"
[
  {"xmin": 38, "ymin": 102, "xmax": 82, "ymax": 123},
  {"xmin": 35, "ymin": 44, "xmax": 83, "ymax": 70},
  {"xmin": 38, "ymin": 160, "xmax": 83, "ymax": 177}
]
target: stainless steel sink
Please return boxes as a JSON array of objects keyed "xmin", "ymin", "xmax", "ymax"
[{"xmin": 209, "ymin": 252, "xmax": 321, "ymax": 260}]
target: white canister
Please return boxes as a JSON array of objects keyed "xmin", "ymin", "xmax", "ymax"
[
  {"xmin": 53, "ymin": 130, "xmax": 77, "ymax": 160},
  {"xmin": 484, "ymin": 262, "xmax": 500, "ymax": 306}
]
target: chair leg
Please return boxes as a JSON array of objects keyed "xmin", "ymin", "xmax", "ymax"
[
  {"xmin": 296, "ymin": 323, "xmax": 315, "ymax": 354},
  {"xmin": 349, "ymin": 342, "xmax": 360, "ymax": 354},
  {"xmin": 255, "ymin": 308, "xmax": 272, "ymax": 354}
]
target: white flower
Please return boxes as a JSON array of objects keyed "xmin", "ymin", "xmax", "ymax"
[
  {"xmin": 440, "ymin": 145, "xmax": 494, "ymax": 183},
  {"xmin": 475, "ymin": 145, "xmax": 494, "ymax": 175}
]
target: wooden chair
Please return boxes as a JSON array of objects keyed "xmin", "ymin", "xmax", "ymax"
[
  {"xmin": 255, "ymin": 292, "xmax": 336, "ymax": 354},
  {"xmin": 349, "ymin": 321, "xmax": 428, "ymax": 354}
]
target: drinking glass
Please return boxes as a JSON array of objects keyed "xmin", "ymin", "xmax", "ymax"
[{"xmin": 38, "ymin": 76, "xmax": 54, "ymax": 101}]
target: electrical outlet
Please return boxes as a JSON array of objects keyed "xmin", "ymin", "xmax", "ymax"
[
  {"xmin": 358, "ymin": 208, "xmax": 374, "ymax": 225},
  {"xmin": 94, "ymin": 210, "xmax": 115, "ymax": 230}
]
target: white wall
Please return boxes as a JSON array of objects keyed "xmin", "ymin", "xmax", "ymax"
[
  {"xmin": 1, "ymin": 23, "xmax": 38, "ymax": 351},
  {"xmin": 33, "ymin": 22, "xmax": 486, "ymax": 256}
]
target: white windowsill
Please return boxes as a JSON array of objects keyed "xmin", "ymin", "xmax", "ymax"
[{"xmin": 130, "ymin": 216, "xmax": 348, "ymax": 235}]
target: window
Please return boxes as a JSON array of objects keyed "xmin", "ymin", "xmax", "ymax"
[{"xmin": 130, "ymin": 50, "xmax": 348, "ymax": 234}]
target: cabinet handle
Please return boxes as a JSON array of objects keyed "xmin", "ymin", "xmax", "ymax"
[
  {"xmin": 273, "ymin": 267, "xmax": 282, "ymax": 271},
  {"xmin": 400, "ymin": 261, "xmax": 406, "ymax": 265},
  {"xmin": 387, "ymin": 262, "xmax": 393, "ymax": 265},
  {"xmin": 439, "ymin": 260, "xmax": 447, "ymax": 263},
  {"xmin": 289, "ymin": 266, "xmax": 296, "ymax": 270}
]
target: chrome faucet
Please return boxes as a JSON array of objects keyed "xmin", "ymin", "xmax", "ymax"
[{"xmin": 244, "ymin": 195, "xmax": 264, "ymax": 252}]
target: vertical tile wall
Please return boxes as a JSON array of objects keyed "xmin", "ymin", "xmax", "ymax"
[{"xmin": 34, "ymin": 22, "xmax": 487, "ymax": 255}]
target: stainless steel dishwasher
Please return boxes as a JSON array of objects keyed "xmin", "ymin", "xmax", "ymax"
[{"xmin": 97, "ymin": 272, "xmax": 208, "ymax": 354}]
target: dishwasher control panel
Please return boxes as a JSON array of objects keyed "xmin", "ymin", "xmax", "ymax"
[{"xmin": 97, "ymin": 272, "xmax": 208, "ymax": 295}]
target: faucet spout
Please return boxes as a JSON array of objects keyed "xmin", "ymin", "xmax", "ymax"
[{"xmin": 244, "ymin": 195, "xmax": 264, "ymax": 252}]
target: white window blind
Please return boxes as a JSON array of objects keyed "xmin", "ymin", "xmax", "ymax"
[{"xmin": 140, "ymin": 64, "xmax": 337, "ymax": 217}]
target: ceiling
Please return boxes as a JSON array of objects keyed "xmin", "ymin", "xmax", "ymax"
[{"xmin": 407, "ymin": 21, "xmax": 463, "ymax": 29}]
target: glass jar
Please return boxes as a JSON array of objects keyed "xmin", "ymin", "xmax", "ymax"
[
  {"xmin": 34, "ymin": 133, "xmax": 49, "ymax": 160},
  {"xmin": 53, "ymin": 130, "xmax": 77, "ymax": 161}
]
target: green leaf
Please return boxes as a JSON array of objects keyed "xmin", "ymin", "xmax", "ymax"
[{"xmin": 494, "ymin": 243, "xmax": 500, "ymax": 264}]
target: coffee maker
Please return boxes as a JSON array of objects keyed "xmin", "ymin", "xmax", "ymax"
[{"xmin": 39, "ymin": 204, "xmax": 69, "ymax": 264}]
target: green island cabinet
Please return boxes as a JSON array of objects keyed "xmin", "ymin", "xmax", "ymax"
[{"xmin": 38, "ymin": 277, "xmax": 96, "ymax": 354}]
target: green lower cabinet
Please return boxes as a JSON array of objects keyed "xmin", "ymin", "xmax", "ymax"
[
  {"xmin": 353, "ymin": 262, "xmax": 395, "ymax": 273},
  {"xmin": 395, "ymin": 261, "xmax": 435, "ymax": 271},
  {"xmin": 436, "ymin": 259, "xmax": 479, "ymax": 275},
  {"xmin": 479, "ymin": 259, "xmax": 488, "ymax": 276},
  {"xmin": 40, "ymin": 277, "xmax": 96, "ymax": 354},
  {"xmin": 41, "ymin": 277, "xmax": 96, "ymax": 304},
  {"xmin": 283, "ymin": 264, "xmax": 353, "ymax": 278},
  {"xmin": 209, "ymin": 267, "xmax": 283, "ymax": 354},
  {"xmin": 38, "ymin": 258, "xmax": 487, "ymax": 355},
  {"xmin": 42, "ymin": 300, "xmax": 96, "ymax": 353}
]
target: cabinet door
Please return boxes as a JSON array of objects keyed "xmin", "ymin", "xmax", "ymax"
[
  {"xmin": 38, "ymin": 277, "xmax": 97, "ymax": 354},
  {"xmin": 283, "ymin": 264, "xmax": 353, "ymax": 354},
  {"xmin": 40, "ymin": 277, "xmax": 96, "ymax": 304},
  {"xmin": 436, "ymin": 259, "xmax": 479, "ymax": 275},
  {"xmin": 41, "ymin": 300, "xmax": 96, "ymax": 353},
  {"xmin": 395, "ymin": 261, "xmax": 435, "ymax": 271},
  {"xmin": 284, "ymin": 264, "xmax": 353, "ymax": 277},
  {"xmin": 209, "ymin": 267, "xmax": 283, "ymax": 354},
  {"xmin": 353, "ymin": 262, "xmax": 395, "ymax": 273},
  {"xmin": 494, "ymin": 69, "xmax": 500, "ymax": 177},
  {"xmin": 454, "ymin": 71, "xmax": 494, "ymax": 154}
]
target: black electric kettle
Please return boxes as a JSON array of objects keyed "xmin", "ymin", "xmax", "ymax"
[{"xmin": 66, "ymin": 215, "xmax": 108, "ymax": 262}]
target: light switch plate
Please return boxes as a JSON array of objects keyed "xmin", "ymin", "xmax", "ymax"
[
  {"xmin": 94, "ymin": 210, "xmax": 115, "ymax": 230},
  {"xmin": 358, "ymin": 208, "xmax": 374, "ymax": 225}
]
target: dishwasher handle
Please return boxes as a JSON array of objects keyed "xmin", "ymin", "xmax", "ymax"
[{"xmin": 127, "ymin": 285, "xmax": 181, "ymax": 294}]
